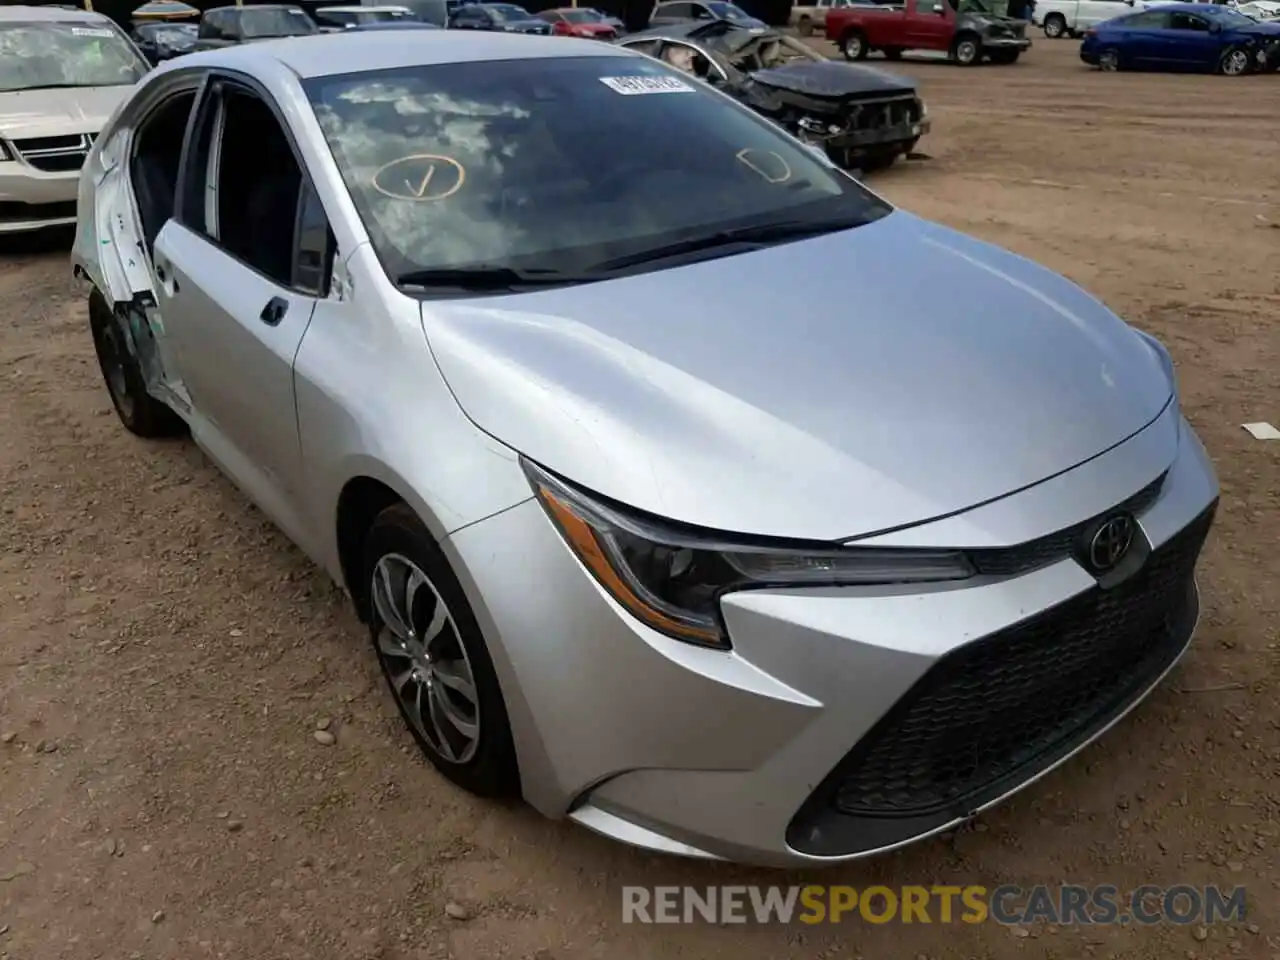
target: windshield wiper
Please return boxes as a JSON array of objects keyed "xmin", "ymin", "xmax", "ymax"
[
  {"xmin": 588, "ymin": 214, "xmax": 874, "ymax": 273},
  {"xmin": 395, "ymin": 265, "xmax": 597, "ymax": 292}
]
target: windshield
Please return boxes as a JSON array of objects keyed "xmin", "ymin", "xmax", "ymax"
[
  {"xmin": 0, "ymin": 21, "xmax": 148, "ymax": 93},
  {"xmin": 1207, "ymin": 7, "xmax": 1260, "ymax": 26},
  {"xmin": 304, "ymin": 56, "xmax": 889, "ymax": 286},
  {"xmin": 562, "ymin": 8, "xmax": 598, "ymax": 21},
  {"xmin": 239, "ymin": 7, "xmax": 319, "ymax": 37},
  {"xmin": 136, "ymin": 23, "xmax": 198, "ymax": 42},
  {"xmin": 707, "ymin": 2, "xmax": 755, "ymax": 19},
  {"xmin": 486, "ymin": 4, "xmax": 532, "ymax": 20}
]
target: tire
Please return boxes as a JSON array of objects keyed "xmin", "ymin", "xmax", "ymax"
[
  {"xmin": 1097, "ymin": 46, "xmax": 1121, "ymax": 71},
  {"xmin": 87, "ymin": 291, "xmax": 185, "ymax": 439},
  {"xmin": 1218, "ymin": 44, "xmax": 1252, "ymax": 76},
  {"xmin": 1043, "ymin": 13, "xmax": 1066, "ymax": 38},
  {"xmin": 363, "ymin": 502, "xmax": 519, "ymax": 799},
  {"xmin": 797, "ymin": 14, "xmax": 813, "ymax": 36},
  {"xmin": 951, "ymin": 33, "xmax": 981, "ymax": 64},
  {"xmin": 883, "ymin": 46, "xmax": 903, "ymax": 60},
  {"xmin": 841, "ymin": 29, "xmax": 869, "ymax": 60}
]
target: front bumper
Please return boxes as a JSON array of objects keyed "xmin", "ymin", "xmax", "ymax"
[
  {"xmin": 984, "ymin": 36, "xmax": 1033, "ymax": 50},
  {"xmin": 831, "ymin": 116, "xmax": 930, "ymax": 151},
  {"xmin": 0, "ymin": 160, "xmax": 80, "ymax": 234},
  {"xmin": 445, "ymin": 409, "xmax": 1218, "ymax": 867}
]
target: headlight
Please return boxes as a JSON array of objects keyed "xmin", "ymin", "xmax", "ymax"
[{"xmin": 524, "ymin": 459, "xmax": 975, "ymax": 650}]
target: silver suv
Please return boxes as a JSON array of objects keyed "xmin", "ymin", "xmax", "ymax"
[{"xmin": 0, "ymin": 6, "xmax": 149, "ymax": 235}]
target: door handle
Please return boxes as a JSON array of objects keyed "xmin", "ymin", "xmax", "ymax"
[{"xmin": 260, "ymin": 296, "xmax": 289, "ymax": 327}]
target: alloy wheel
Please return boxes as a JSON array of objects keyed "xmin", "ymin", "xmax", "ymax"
[
  {"xmin": 1044, "ymin": 15, "xmax": 1064, "ymax": 37},
  {"xmin": 371, "ymin": 553, "xmax": 481, "ymax": 764},
  {"xmin": 1099, "ymin": 48, "xmax": 1120, "ymax": 71},
  {"xmin": 1221, "ymin": 48, "xmax": 1250, "ymax": 75},
  {"xmin": 956, "ymin": 39, "xmax": 979, "ymax": 64},
  {"xmin": 92, "ymin": 314, "xmax": 136, "ymax": 422},
  {"xmin": 844, "ymin": 34, "xmax": 864, "ymax": 59}
]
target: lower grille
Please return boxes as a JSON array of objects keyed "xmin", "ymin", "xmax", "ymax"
[
  {"xmin": 843, "ymin": 96, "xmax": 919, "ymax": 133},
  {"xmin": 0, "ymin": 200, "xmax": 78, "ymax": 224},
  {"xmin": 826, "ymin": 504, "xmax": 1214, "ymax": 820}
]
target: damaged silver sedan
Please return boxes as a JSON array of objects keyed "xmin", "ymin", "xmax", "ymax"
[{"xmin": 73, "ymin": 31, "xmax": 1218, "ymax": 867}]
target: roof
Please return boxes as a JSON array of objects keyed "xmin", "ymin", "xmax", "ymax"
[
  {"xmin": 0, "ymin": 5, "xmax": 117, "ymax": 24},
  {"xmin": 168, "ymin": 27, "xmax": 635, "ymax": 78}
]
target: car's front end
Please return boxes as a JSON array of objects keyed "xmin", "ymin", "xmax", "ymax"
[
  {"xmin": 0, "ymin": 17, "xmax": 147, "ymax": 235},
  {"xmin": 419, "ymin": 211, "xmax": 1216, "ymax": 867},
  {"xmin": 301, "ymin": 46, "xmax": 1218, "ymax": 868}
]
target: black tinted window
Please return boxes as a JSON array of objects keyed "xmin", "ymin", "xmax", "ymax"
[
  {"xmin": 1119, "ymin": 11, "xmax": 1167, "ymax": 26},
  {"xmin": 1169, "ymin": 12, "xmax": 1208, "ymax": 29},
  {"xmin": 657, "ymin": 2, "xmax": 695, "ymax": 16},
  {"xmin": 304, "ymin": 55, "xmax": 888, "ymax": 282}
]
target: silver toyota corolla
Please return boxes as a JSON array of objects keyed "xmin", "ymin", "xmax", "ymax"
[{"xmin": 72, "ymin": 31, "xmax": 1218, "ymax": 867}]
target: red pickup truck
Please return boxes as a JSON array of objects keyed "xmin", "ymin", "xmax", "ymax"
[{"xmin": 825, "ymin": 0, "xmax": 1032, "ymax": 65}]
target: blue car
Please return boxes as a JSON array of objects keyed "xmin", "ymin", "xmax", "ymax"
[
  {"xmin": 1080, "ymin": 3, "xmax": 1280, "ymax": 75},
  {"xmin": 447, "ymin": 2, "xmax": 553, "ymax": 33}
]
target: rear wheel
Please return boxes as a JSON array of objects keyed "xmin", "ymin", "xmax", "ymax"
[
  {"xmin": 87, "ymin": 291, "xmax": 184, "ymax": 439},
  {"xmin": 841, "ymin": 29, "xmax": 869, "ymax": 60},
  {"xmin": 1043, "ymin": 13, "xmax": 1066, "ymax": 37},
  {"xmin": 951, "ymin": 33, "xmax": 981, "ymax": 65},
  {"xmin": 1218, "ymin": 45, "xmax": 1252, "ymax": 75},
  {"xmin": 1097, "ymin": 46, "xmax": 1121, "ymax": 71}
]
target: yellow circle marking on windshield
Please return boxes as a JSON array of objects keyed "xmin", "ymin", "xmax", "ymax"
[
  {"xmin": 372, "ymin": 154, "xmax": 467, "ymax": 202},
  {"xmin": 736, "ymin": 148, "xmax": 792, "ymax": 185}
]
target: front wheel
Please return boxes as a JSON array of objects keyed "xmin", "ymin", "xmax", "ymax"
[
  {"xmin": 842, "ymin": 29, "xmax": 869, "ymax": 60},
  {"xmin": 363, "ymin": 503, "xmax": 520, "ymax": 798},
  {"xmin": 951, "ymin": 34, "xmax": 981, "ymax": 65},
  {"xmin": 1218, "ymin": 45, "xmax": 1252, "ymax": 76},
  {"xmin": 1043, "ymin": 13, "xmax": 1066, "ymax": 37},
  {"xmin": 1097, "ymin": 47, "xmax": 1121, "ymax": 71}
]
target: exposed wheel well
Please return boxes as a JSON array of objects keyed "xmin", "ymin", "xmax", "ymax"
[{"xmin": 336, "ymin": 477, "xmax": 406, "ymax": 622}]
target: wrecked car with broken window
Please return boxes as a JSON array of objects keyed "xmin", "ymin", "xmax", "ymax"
[{"xmin": 617, "ymin": 20, "xmax": 928, "ymax": 171}]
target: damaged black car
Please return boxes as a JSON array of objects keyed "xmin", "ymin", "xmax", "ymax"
[{"xmin": 616, "ymin": 20, "xmax": 929, "ymax": 172}]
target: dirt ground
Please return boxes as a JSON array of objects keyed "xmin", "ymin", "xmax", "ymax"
[{"xmin": 2, "ymin": 38, "xmax": 1279, "ymax": 960}]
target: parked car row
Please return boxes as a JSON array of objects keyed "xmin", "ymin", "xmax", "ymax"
[{"xmin": 1078, "ymin": 2, "xmax": 1280, "ymax": 72}]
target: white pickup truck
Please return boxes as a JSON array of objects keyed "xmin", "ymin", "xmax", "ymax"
[{"xmin": 1032, "ymin": 0, "xmax": 1171, "ymax": 36}]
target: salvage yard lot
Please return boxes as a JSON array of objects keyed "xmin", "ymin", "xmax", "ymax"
[{"xmin": 1, "ymin": 38, "xmax": 1278, "ymax": 960}]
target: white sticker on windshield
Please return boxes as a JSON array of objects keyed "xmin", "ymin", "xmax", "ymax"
[
  {"xmin": 599, "ymin": 75, "xmax": 696, "ymax": 96},
  {"xmin": 72, "ymin": 27, "xmax": 116, "ymax": 37}
]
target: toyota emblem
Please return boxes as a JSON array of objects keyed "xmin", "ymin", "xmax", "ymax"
[{"xmin": 1087, "ymin": 515, "xmax": 1135, "ymax": 573}]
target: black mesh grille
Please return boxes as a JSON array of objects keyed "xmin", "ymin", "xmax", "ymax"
[
  {"xmin": 969, "ymin": 472, "xmax": 1166, "ymax": 578},
  {"xmin": 829, "ymin": 504, "xmax": 1213, "ymax": 819},
  {"xmin": 0, "ymin": 200, "xmax": 78, "ymax": 224}
]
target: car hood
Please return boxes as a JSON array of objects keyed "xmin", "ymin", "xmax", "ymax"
[
  {"xmin": 749, "ymin": 59, "xmax": 917, "ymax": 98},
  {"xmin": 1241, "ymin": 19, "xmax": 1280, "ymax": 32},
  {"xmin": 0, "ymin": 86, "xmax": 133, "ymax": 139},
  {"xmin": 421, "ymin": 211, "xmax": 1172, "ymax": 542}
]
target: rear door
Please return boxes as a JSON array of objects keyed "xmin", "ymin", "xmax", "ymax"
[
  {"xmin": 1115, "ymin": 9, "xmax": 1172, "ymax": 63},
  {"xmin": 152, "ymin": 71, "xmax": 331, "ymax": 547}
]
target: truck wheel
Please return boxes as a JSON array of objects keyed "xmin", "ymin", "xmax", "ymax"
[
  {"xmin": 1043, "ymin": 13, "xmax": 1066, "ymax": 38},
  {"xmin": 797, "ymin": 14, "xmax": 813, "ymax": 35},
  {"xmin": 882, "ymin": 46, "xmax": 903, "ymax": 60},
  {"xmin": 841, "ymin": 30, "xmax": 869, "ymax": 60},
  {"xmin": 951, "ymin": 33, "xmax": 981, "ymax": 65},
  {"xmin": 1218, "ymin": 45, "xmax": 1252, "ymax": 75}
]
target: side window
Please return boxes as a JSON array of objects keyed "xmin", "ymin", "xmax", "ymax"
[
  {"xmin": 917, "ymin": 0, "xmax": 944, "ymax": 13},
  {"xmin": 691, "ymin": 3, "xmax": 715, "ymax": 17},
  {"xmin": 198, "ymin": 12, "xmax": 222, "ymax": 38},
  {"xmin": 1169, "ymin": 11, "xmax": 1208, "ymax": 28},
  {"xmin": 180, "ymin": 80, "xmax": 331, "ymax": 293},
  {"xmin": 1122, "ymin": 10, "xmax": 1167, "ymax": 25},
  {"xmin": 660, "ymin": 3, "xmax": 694, "ymax": 17}
]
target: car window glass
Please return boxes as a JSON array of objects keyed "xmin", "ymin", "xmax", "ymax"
[
  {"xmin": 658, "ymin": 3, "xmax": 694, "ymax": 17},
  {"xmin": 1169, "ymin": 12, "xmax": 1208, "ymax": 28},
  {"xmin": 303, "ymin": 56, "xmax": 889, "ymax": 283},
  {"xmin": 187, "ymin": 84, "xmax": 311, "ymax": 288},
  {"xmin": 1122, "ymin": 10, "xmax": 1167, "ymax": 26},
  {"xmin": 238, "ymin": 7, "xmax": 318, "ymax": 37},
  {"xmin": 917, "ymin": 0, "xmax": 944, "ymax": 12},
  {"xmin": 622, "ymin": 38, "xmax": 663, "ymax": 53},
  {"xmin": 0, "ymin": 19, "xmax": 149, "ymax": 93}
]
